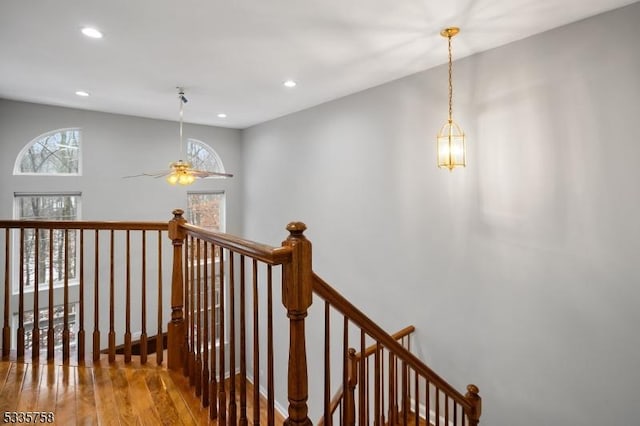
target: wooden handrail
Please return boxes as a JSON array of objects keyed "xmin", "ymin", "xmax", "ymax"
[
  {"xmin": 312, "ymin": 272, "xmax": 474, "ymax": 411},
  {"xmin": 355, "ymin": 325, "xmax": 415, "ymax": 361},
  {"xmin": 181, "ymin": 223, "xmax": 292, "ymax": 265},
  {"xmin": 0, "ymin": 220, "xmax": 167, "ymax": 231}
]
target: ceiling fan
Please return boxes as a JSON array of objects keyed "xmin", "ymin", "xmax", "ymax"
[{"xmin": 124, "ymin": 88, "xmax": 233, "ymax": 185}]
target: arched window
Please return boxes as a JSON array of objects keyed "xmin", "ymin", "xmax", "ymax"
[
  {"xmin": 187, "ymin": 138, "xmax": 226, "ymax": 176},
  {"xmin": 14, "ymin": 128, "xmax": 81, "ymax": 175}
]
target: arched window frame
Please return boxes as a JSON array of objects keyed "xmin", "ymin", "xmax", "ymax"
[
  {"xmin": 187, "ymin": 138, "xmax": 226, "ymax": 177},
  {"xmin": 13, "ymin": 127, "xmax": 82, "ymax": 176}
]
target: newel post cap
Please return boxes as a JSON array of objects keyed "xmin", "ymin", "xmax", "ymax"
[
  {"xmin": 169, "ymin": 208, "xmax": 187, "ymax": 241},
  {"xmin": 286, "ymin": 221, "xmax": 307, "ymax": 236}
]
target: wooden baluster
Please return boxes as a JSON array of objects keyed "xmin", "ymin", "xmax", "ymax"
[
  {"xmin": 281, "ymin": 222, "xmax": 313, "ymax": 426},
  {"xmin": 124, "ymin": 230, "xmax": 132, "ymax": 363},
  {"xmin": 454, "ymin": 401, "xmax": 458, "ymax": 426},
  {"xmin": 93, "ymin": 230, "xmax": 100, "ymax": 362},
  {"xmin": 415, "ymin": 372, "xmax": 420, "ymax": 426},
  {"xmin": 32, "ymin": 229, "xmax": 40, "ymax": 360},
  {"xmin": 140, "ymin": 230, "xmax": 148, "ymax": 365},
  {"xmin": 229, "ymin": 252, "xmax": 237, "ymax": 424},
  {"xmin": 464, "ymin": 385, "xmax": 481, "ymax": 426},
  {"xmin": 239, "ymin": 256, "xmax": 246, "ymax": 426},
  {"xmin": 345, "ymin": 348, "xmax": 356, "ymax": 426},
  {"xmin": 425, "ymin": 380, "xmax": 430, "ymax": 426},
  {"xmin": 365, "ymin": 354, "xmax": 370, "ymax": 425},
  {"xmin": 267, "ymin": 265, "xmax": 275, "ymax": 426},
  {"xmin": 342, "ymin": 316, "xmax": 349, "ymax": 426},
  {"xmin": 167, "ymin": 209, "xmax": 186, "ymax": 371},
  {"xmin": 374, "ymin": 343, "xmax": 380, "ymax": 426},
  {"xmin": 156, "ymin": 230, "xmax": 163, "ymax": 366},
  {"xmin": 252, "ymin": 259, "xmax": 260, "ymax": 426},
  {"xmin": 189, "ymin": 236, "xmax": 196, "ymax": 385},
  {"xmin": 359, "ymin": 330, "xmax": 366, "ymax": 425},
  {"xmin": 2, "ymin": 229, "xmax": 10, "ymax": 357},
  {"xmin": 445, "ymin": 394, "xmax": 450, "ymax": 426},
  {"xmin": 218, "ymin": 247, "xmax": 227, "ymax": 425},
  {"xmin": 323, "ymin": 301, "xmax": 331, "ymax": 426},
  {"xmin": 62, "ymin": 229, "xmax": 70, "ymax": 362},
  {"xmin": 47, "ymin": 229, "xmax": 54, "ymax": 360},
  {"xmin": 402, "ymin": 361, "xmax": 408, "ymax": 425},
  {"xmin": 108, "ymin": 229, "xmax": 115, "ymax": 363},
  {"xmin": 183, "ymin": 234, "xmax": 190, "ymax": 376},
  {"xmin": 210, "ymin": 247, "xmax": 218, "ymax": 421},
  {"xmin": 17, "ymin": 228, "xmax": 25, "ymax": 358},
  {"xmin": 388, "ymin": 353, "xmax": 398, "ymax": 425},
  {"xmin": 78, "ymin": 229, "xmax": 84, "ymax": 363},
  {"xmin": 380, "ymin": 348, "xmax": 385, "ymax": 426},
  {"xmin": 435, "ymin": 387, "xmax": 440, "ymax": 426},
  {"xmin": 195, "ymin": 238, "xmax": 202, "ymax": 396},
  {"xmin": 202, "ymin": 241, "xmax": 210, "ymax": 407}
]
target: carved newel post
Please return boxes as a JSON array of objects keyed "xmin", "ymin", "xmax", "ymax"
[
  {"xmin": 465, "ymin": 384, "xmax": 482, "ymax": 426},
  {"xmin": 282, "ymin": 222, "xmax": 313, "ymax": 426},
  {"xmin": 167, "ymin": 209, "xmax": 187, "ymax": 371}
]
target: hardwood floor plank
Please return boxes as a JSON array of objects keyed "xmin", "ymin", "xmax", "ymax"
[
  {"xmin": 76, "ymin": 365, "xmax": 99, "ymax": 425},
  {"xmin": 93, "ymin": 366, "xmax": 122, "ymax": 426},
  {"xmin": 0, "ymin": 359, "xmax": 11, "ymax": 387},
  {"xmin": 16, "ymin": 363, "xmax": 43, "ymax": 411},
  {"xmin": 54, "ymin": 365, "xmax": 78, "ymax": 425},
  {"xmin": 35, "ymin": 363, "xmax": 58, "ymax": 413},
  {"xmin": 157, "ymin": 370, "xmax": 199, "ymax": 426},
  {"xmin": 145, "ymin": 370, "xmax": 186, "ymax": 426},
  {"xmin": 165, "ymin": 369, "xmax": 210, "ymax": 425},
  {"xmin": 126, "ymin": 368, "xmax": 163, "ymax": 425},
  {"xmin": 109, "ymin": 364, "xmax": 138, "ymax": 425},
  {"xmin": 0, "ymin": 362, "xmax": 26, "ymax": 412}
]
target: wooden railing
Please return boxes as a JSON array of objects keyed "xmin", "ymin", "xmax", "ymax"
[
  {"xmin": 317, "ymin": 326, "xmax": 416, "ymax": 426},
  {"xmin": 2, "ymin": 210, "xmax": 481, "ymax": 425},
  {"xmin": 166, "ymin": 209, "xmax": 298, "ymax": 424},
  {"xmin": 167, "ymin": 210, "xmax": 481, "ymax": 425},
  {"xmin": 0, "ymin": 220, "xmax": 169, "ymax": 364},
  {"xmin": 313, "ymin": 274, "xmax": 481, "ymax": 426}
]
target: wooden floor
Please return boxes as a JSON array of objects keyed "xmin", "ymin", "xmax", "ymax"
[{"xmin": 0, "ymin": 355, "xmax": 284, "ymax": 425}]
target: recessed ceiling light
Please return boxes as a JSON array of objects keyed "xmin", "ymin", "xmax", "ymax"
[
  {"xmin": 217, "ymin": 113, "xmax": 227, "ymax": 118},
  {"xmin": 81, "ymin": 27, "xmax": 103, "ymax": 39},
  {"xmin": 283, "ymin": 80, "xmax": 297, "ymax": 88},
  {"xmin": 75, "ymin": 91, "xmax": 90, "ymax": 97}
]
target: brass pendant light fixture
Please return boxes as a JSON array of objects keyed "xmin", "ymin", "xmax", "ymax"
[{"xmin": 436, "ymin": 27, "xmax": 466, "ymax": 171}]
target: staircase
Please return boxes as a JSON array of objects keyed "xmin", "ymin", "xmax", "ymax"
[{"xmin": 1, "ymin": 210, "xmax": 481, "ymax": 425}]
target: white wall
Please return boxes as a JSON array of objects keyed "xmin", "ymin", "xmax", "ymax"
[{"xmin": 242, "ymin": 3, "xmax": 640, "ymax": 425}]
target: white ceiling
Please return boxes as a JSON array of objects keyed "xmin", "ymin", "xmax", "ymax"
[{"xmin": 0, "ymin": 0, "xmax": 637, "ymax": 129}]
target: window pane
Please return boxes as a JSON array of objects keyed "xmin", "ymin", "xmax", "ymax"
[
  {"xmin": 186, "ymin": 192, "xmax": 225, "ymax": 231},
  {"xmin": 14, "ymin": 193, "xmax": 80, "ymax": 292},
  {"xmin": 187, "ymin": 139, "xmax": 225, "ymax": 174},
  {"xmin": 16, "ymin": 128, "xmax": 80, "ymax": 174}
]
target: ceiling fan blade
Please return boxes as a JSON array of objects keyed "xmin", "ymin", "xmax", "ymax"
[
  {"xmin": 122, "ymin": 169, "xmax": 171, "ymax": 178},
  {"xmin": 191, "ymin": 169, "xmax": 234, "ymax": 178}
]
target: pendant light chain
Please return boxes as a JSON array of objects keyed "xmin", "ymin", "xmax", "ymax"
[{"xmin": 448, "ymin": 34, "xmax": 453, "ymax": 124}]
